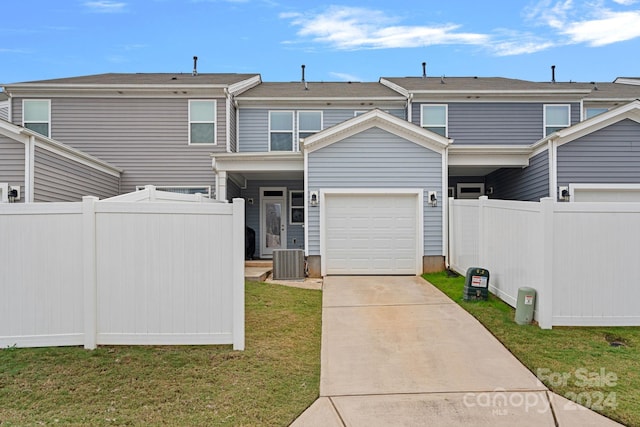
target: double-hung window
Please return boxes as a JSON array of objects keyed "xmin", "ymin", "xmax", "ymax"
[
  {"xmin": 420, "ymin": 104, "xmax": 447, "ymax": 136},
  {"xmin": 298, "ymin": 111, "xmax": 322, "ymax": 141},
  {"xmin": 269, "ymin": 111, "xmax": 294, "ymax": 151},
  {"xmin": 189, "ymin": 100, "xmax": 216, "ymax": 144},
  {"xmin": 23, "ymin": 99, "xmax": 51, "ymax": 137},
  {"xmin": 544, "ymin": 104, "xmax": 570, "ymax": 136}
]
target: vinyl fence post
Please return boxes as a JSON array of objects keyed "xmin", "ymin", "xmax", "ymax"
[
  {"xmin": 82, "ymin": 196, "xmax": 99, "ymax": 349},
  {"xmin": 232, "ymin": 198, "xmax": 245, "ymax": 350},
  {"xmin": 478, "ymin": 196, "xmax": 489, "ymax": 267},
  {"xmin": 538, "ymin": 197, "xmax": 554, "ymax": 329}
]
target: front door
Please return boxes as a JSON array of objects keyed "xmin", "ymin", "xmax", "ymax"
[{"xmin": 260, "ymin": 188, "xmax": 287, "ymax": 258}]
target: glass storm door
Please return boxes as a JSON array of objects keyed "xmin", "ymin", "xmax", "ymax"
[{"xmin": 260, "ymin": 188, "xmax": 287, "ymax": 258}]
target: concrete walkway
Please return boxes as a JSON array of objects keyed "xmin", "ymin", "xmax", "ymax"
[{"xmin": 291, "ymin": 276, "xmax": 622, "ymax": 427}]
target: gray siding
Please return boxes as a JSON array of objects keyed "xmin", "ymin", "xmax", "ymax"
[
  {"xmin": 238, "ymin": 108, "xmax": 405, "ymax": 153},
  {"xmin": 13, "ymin": 97, "xmax": 222, "ymax": 194},
  {"xmin": 412, "ymin": 102, "xmax": 580, "ymax": 145},
  {"xmin": 307, "ymin": 127, "xmax": 443, "ymax": 256},
  {"xmin": 33, "ymin": 146, "xmax": 120, "ymax": 202},
  {"xmin": 557, "ymin": 119, "xmax": 640, "ymax": 186},
  {"xmin": 240, "ymin": 179, "xmax": 305, "ymax": 255},
  {"xmin": 486, "ymin": 150, "xmax": 550, "ymax": 201},
  {"xmin": 0, "ymin": 135, "xmax": 25, "ymax": 201},
  {"xmin": 0, "ymin": 102, "xmax": 8, "ymax": 121}
]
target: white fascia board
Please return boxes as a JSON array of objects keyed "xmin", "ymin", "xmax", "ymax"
[
  {"xmin": 378, "ymin": 78, "xmax": 410, "ymax": 97},
  {"xmin": 227, "ymin": 75, "xmax": 262, "ymax": 96},
  {"xmin": 212, "ymin": 152, "xmax": 303, "ymax": 173},
  {"xmin": 19, "ymin": 128, "xmax": 123, "ymax": 177},
  {"xmin": 0, "ymin": 119, "xmax": 29, "ymax": 141},
  {"xmin": 303, "ymin": 109, "xmax": 450, "ymax": 154}
]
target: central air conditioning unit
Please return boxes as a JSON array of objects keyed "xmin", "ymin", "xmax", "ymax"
[{"xmin": 272, "ymin": 249, "xmax": 305, "ymax": 280}]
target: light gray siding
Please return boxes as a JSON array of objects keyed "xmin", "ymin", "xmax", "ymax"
[
  {"xmin": 307, "ymin": 127, "xmax": 443, "ymax": 256},
  {"xmin": 557, "ymin": 119, "xmax": 640, "ymax": 186},
  {"xmin": 486, "ymin": 150, "xmax": 550, "ymax": 201},
  {"xmin": 0, "ymin": 102, "xmax": 8, "ymax": 121},
  {"xmin": 33, "ymin": 146, "xmax": 120, "ymax": 202},
  {"xmin": 238, "ymin": 108, "xmax": 405, "ymax": 153},
  {"xmin": 13, "ymin": 97, "xmax": 221, "ymax": 194},
  {"xmin": 240, "ymin": 179, "xmax": 305, "ymax": 254},
  {"xmin": 412, "ymin": 102, "xmax": 580, "ymax": 145},
  {"xmin": 0, "ymin": 135, "xmax": 25, "ymax": 201}
]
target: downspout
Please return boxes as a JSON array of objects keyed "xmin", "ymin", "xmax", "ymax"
[
  {"xmin": 407, "ymin": 93, "xmax": 413, "ymax": 122},
  {"xmin": 548, "ymin": 138, "xmax": 557, "ymax": 200},
  {"xmin": 443, "ymin": 141, "xmax": 451, "ymax": 269},
  {"xmin": 25, "ymin": 135, "xmax": 35, "ymax": 202},
  {"xmin": 224, "ymin": 88, "xmax": 231, "ymax": 153}
]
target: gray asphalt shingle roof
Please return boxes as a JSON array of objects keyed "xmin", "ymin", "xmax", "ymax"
[
  {"xmin": 237, "ymin": 81, "xmax": 405, "ymax": 99},
  {"xmin": 6, "ymin": 73, "xmax": 260, "ymax": 86}
]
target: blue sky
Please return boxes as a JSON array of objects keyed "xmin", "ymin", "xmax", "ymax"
[{"xmin": 2, "ymin": 0, "xmax": 639, "ymax": 84}]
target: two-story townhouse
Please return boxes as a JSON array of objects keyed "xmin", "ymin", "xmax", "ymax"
[
  {"xmin": 213, "ymin": 80, "xmax": 449, "ymax": 276},
  {"xmin": 3, "ymin": 70, "xmax": 640, "ymax": 277},
  {"xmin": 382, "ymin": 76, "xmax": 640, "ymax": 202},
  {"xmin": 1, "ymin": 72, "xmax": 260, "ymax": 202}
]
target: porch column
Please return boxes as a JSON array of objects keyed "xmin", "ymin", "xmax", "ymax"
[{"xmin": 216, "ymin": 170, "xmax": 227, "ymax": 201}]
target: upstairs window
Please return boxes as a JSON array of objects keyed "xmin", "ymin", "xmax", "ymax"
[
  {"xmin": 544, "ymin": 105, "xmax": 570, "ymax": 136},
  {"xmin": 23, "ymin": 99, "xmax": 50, "ymax": 137},
  {"xmin": 585, "ymin": 107, "xmax": 608, "ymax": 119},
  {"xmin": 298, "ymin": 111, "xmax": 322, "ymax": 141},
  {"xmin": 420, "ymin": 104, "xmax": 447, "ymax": 136},
  {"xmin": 269, "ymin": 111, "xmax": 294, "ymax": 151},
  {"xmin": 189, "ymin": 100, "xmax": 216, "ymax": 144}
]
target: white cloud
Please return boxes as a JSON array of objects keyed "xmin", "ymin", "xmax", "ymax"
[
  {"xmin": 526, "ymin": 0, "xmax": 640, "ymax": 46},
  {"xmin": 84, "ymin": 1, "xmax": 127, "ymax": 13},
  {"xmin": 562, "ymin": 10, "xmax": 640, "ymax": 45},
  {"xmin": 281, "ymin": 6, "xmax": 489, "ymax": 50},
  {"xmin": 329, "ymin": 72, "xmax": 362, "ymax": 81}
]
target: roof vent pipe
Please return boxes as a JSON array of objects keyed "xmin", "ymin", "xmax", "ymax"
[
  {"xmin": 551, "ymin": 65, "xmax": 556, "ymax": 83},
  {"xmin": 193, "ymin": 56, "xmax": 198, "ymax": 76},
  {"xmin": 301, "ymin": 64, "xmax": 306, "ymax": 82},
  {"xmin": 422, "ymin": 62, "xmax": 427, "ymax": 78}
]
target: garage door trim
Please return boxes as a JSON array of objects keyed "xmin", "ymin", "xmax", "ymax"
[{"xmin": 320, "ymin": 188, "xmax": 424, "ymax": 276}]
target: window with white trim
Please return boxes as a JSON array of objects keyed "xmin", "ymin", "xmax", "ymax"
[
  {"xmin": 544, "ymin": 104, "xmax": 570, "ymax": 136},
  {"xmin": 298, "ymin": 111, "xmax": 322, "ymax": 140},
  {"xmin": 136, "ymin": 185, "xmax": 211, "ymax": 197},
  {"xmin": 420, "ymin": 104, "xmax": 447, "ymax": 136},
  {"xmin": 289, "ymin": 190, "xmax": 304, "ymax": 225},
  {"xmin": 189, "ymin": 100, "xmax": 216, "ymax": 144},
  {"xmin": 585, "ymin": 107, "xmax": 608, "ymax": 119},
  {"xmin": 23, "ymin": 99, "xmax": 50, "ymax": 137},
  {"xmin": 269, "ymin": 111, "xmax": 294, "ymax": 151}
]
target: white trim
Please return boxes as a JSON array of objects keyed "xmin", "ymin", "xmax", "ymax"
[
  {"xmin": 289, "ymin": 189, "xmax": 304, "ymax": 225},
  {"xmin": 268, "ymin": 110, "xmax": 295, "ymax": 152},
  {"xmin": 0, "ymin": 183, "xmax": 8, "ymax": 203},
  {"xmin": 188, "ymin": 99, "xmax": 217, "ymax": 145},
  {"xmin": 319, "ymin": 188, "xmax": 424, "ymax": 276},
  {"xmin": 420, "ymin": 103, "xmax": 448, "ymax": 137},
  {"xmin": 135, "ymin": 185, "xmax": 212, "ymax": 198},
  {"xmin": 543, "ymin": 104, "xmax": 571, "ymax": 137},
  {"xmin": 303, "ymin": 150, "xmax": 310, "ymax": 256},
  {"xmin": 225, "ymin": 89, "xmax": 231, "ymax": 153},
  {"xmin": 456, "ymin": 183, "xmax": 485, "ymax": 199},
  {"xmin": 442, "ymin": 146, "xmax": 448, "ymax": 257},
  {"xmin": 22, "ymin": 99, "xmax": 51, "ymax": 138},
  {"xmin": 549, "ymin": 140, "xmax": 558, "ymax": 200},
  {"xmin": 569, "ymin": 183, "xmax": 640, "ymax": 202},
  {"xmin": 212, "ymin": 152, "xmax": 303, "ymax": 173},
  {"xmin": 259, "ymin": 187, "xmax": 288, "ymax": 258},
  {"xmin": 303, "ymin": 109, "xmax": 450, "ymax": 154},
  {"xmin": 26, "ymin": 136, "xmax": 35, "ymax": 202}
]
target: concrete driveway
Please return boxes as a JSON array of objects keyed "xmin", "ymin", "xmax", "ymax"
[{"xmin": 291, "ymin": 276, "xmax": 622, "ymax": 427}]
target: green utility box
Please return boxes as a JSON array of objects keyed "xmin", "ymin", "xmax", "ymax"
[
  {"xmin": 463, "ymin": 267, "xmax": 489, "ymax": 301},
  {"xmin": 515, "ymin": 287, "xmax": 536, "ymax": 325}
]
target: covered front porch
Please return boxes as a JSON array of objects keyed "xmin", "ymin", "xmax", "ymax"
[{"xmin": 212, "ymin": 152, "xmax": 305, "ymax": 259}]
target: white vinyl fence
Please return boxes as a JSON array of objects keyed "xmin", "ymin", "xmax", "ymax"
[
  {"xmin": 449, "ymin": 196, "xmax": 640, "ymax": 328},
  {"xmin": 0, "ymin": 193, "xmax": 245, "ymax": 350}
]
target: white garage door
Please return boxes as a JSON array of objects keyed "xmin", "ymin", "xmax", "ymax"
[{"xmin": 324, "ymin": 193, "xmax": 419, "ymax": 275}]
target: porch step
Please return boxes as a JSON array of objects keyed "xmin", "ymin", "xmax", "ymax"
[{"xmin": 245, "ymin": 260, "xmax": 273, "ymax": 282}]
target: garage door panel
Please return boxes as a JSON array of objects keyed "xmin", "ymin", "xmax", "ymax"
[{"xmin": 324, "ymin": 193, "xmax": 419, "ymax": 275}]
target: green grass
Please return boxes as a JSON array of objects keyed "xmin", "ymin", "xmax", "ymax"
[
  {"xmin": 0, "ymin": 281, "xmax": 322, "ymax": 426},
  {"xmin": 424, "ymin": 271, "xmax": 640, "ymax": 427}
]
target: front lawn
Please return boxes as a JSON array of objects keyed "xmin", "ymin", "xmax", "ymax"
[
  {"xmin": 0, "ymin": 282, "xmax": 322, "ymax": 426},
  {"xmin": 424, "ymin": 271, "xmax": 640, "ymax": 427}
]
